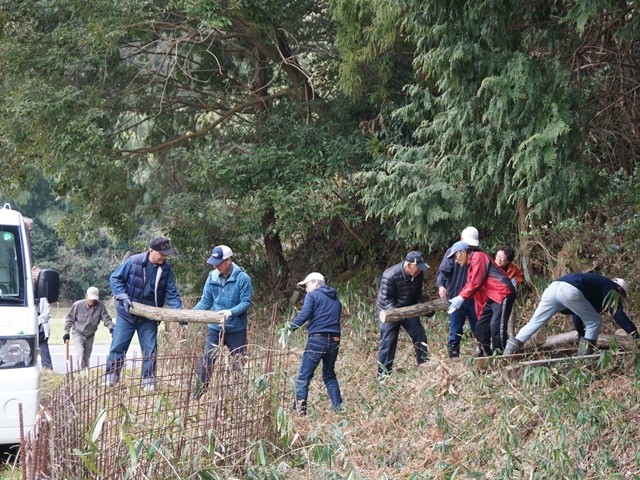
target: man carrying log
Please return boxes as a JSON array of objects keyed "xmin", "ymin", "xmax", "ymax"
[
  {"xmin": 376, "ymin": 251, "xmax": 430, "ymax": 377},
  {"xmin": 192, "ymin": 245, "xmax": 253, "ymax": 399},
  {"xmin": 504, "ymin": 273, "xmax": 637, "ymax": 356},
  {"xmin": 104, "ymin": 237, "xmax": 183, "ymax": 390}
]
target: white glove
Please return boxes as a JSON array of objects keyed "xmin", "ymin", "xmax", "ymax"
[
  {"xmin": 448, "ymin": 296, "xmax": 464, "ymax": 313},
  {"xmin": 220, "ymin": 310, "xmax": 232, "ymax": 321},
  {"xmin": 511, "ymin": 277, "xmax": 517, "ymax": 287}
]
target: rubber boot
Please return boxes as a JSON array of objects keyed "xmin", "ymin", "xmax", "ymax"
[
  {"xmin": 577, "ymin": 337, "xmax": 597, "ymax": 356},
  {"xmin": 447, "ymin": 344, "xmax": 460, "ymax": 358},
  {"xmin": 503, "ymin": 337, "xmax": 524, "ymax": 356}
]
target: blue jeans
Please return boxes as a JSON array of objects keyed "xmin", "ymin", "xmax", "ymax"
[
  {"xmin": 197, "ymin": 328, "xmax": 247, "ymax": 387},
  {"xmin": 377, "ymin": 316, "xmax": 428, "ymax": 376},
  {"xmin": 448, "ymin": 297, "xmax": 478, "ymax": 346},
  {"xmin": 295, "ymin": 334, "xmax": 342, "ymax": 409},
  {"xmin": 106, "ymin": 314, "xmax": 158, "ymax": 380}
]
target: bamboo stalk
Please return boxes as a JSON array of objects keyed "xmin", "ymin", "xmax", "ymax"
[{"xmin": 130, "ymin": 302, "xmax": 224, "ymax": 324}]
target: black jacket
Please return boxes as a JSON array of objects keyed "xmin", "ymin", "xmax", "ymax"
[{"xmin": 376, "ymin": 262, "xmax": 424, "ymax": 313}]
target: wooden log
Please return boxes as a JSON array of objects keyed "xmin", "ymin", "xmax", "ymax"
[
  {"xmin": 379, "ymin": 298, "xmax": 448, "ymax": 323},
  {"xmin": 524, "ymin": 331, "xmax": 577, "ymax": 351},
  {"xmin": 129, "ymin": 302, "xmax": 224, "ymax": 324},
  {"xmin": 522, "ymin": 331, "xmax": 635, "ymax": 351}
]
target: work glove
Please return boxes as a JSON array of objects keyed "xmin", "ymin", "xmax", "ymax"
[
  {"xmin": 109, "ymin": 327, "xmax": 114, "ymax": 336},
  {"xmin": 220, "ymin": 310, "xmax": 232, "ymax": 321},
  {"xmin": 447, "ymin": 296, "xmax": 464, "ymax": 313},
  {"xmin": 115, "ymin": 293, "xmax": 132, "ymax": 312},
  {"xmin": 511, "ymin": 277, "xmax": 517, "ymax": 287},
  {"xmin": 63, "ymin": 333, "xmax": 70, "ymax": 342}
]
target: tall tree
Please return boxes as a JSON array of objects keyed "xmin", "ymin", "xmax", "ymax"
[
  {"xmin": 0, "ymin": 0, "xmax": 373, "ymax": 293},
  {"xmin": 332, "ymin": 0, "xmax": 639, "ymax": 268}
]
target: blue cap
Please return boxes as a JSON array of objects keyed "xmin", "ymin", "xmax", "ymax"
[
  {"xmin": 405, "ymin": 251, "xmax": 429, "ymax": 270},
  {"xmin": 207, "ymin": 245, "xmax": 233, "ymax": 265},
  {"xmin": 447, "ymin": 241, "xmax": 470, "ymax": 258}
]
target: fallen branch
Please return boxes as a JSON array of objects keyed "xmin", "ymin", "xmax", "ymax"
[
  {"xmin": 522, "ymin": 331, "xmax": 635, "ymax": 351},
  {"xmin": 379, "ymin": 298, "xmax": 448, "ymax": 323},
  {"xmin": 130, "ymin": 302, "xmax": 224, "ymax": 324}
]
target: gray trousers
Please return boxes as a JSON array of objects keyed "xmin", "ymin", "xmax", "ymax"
[
  {"xmin": 515, "ymin": 281, "xmax": 602, "ymax": 343},
  {"xmin": 73, "ymin": 333, "xmax": 96, "ymax": 370}
]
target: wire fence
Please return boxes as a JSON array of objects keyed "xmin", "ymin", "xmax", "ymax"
[{"xmin": 20, "ymin": 301, "xmax": 298, "ymax": 479}]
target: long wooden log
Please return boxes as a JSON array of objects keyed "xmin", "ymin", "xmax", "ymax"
[
  {"xmin": 379, "ymin": 298, "xmax": 448, "ymax": 323},
  {"xmin": 130, "ymin": 302, "xmax": 224, "ymax": 324},
  {"xmin": 522, "ymin": 331, "xmax": 635, "ymax": 351}
]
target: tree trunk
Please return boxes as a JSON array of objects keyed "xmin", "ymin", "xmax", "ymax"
[
  {"xmin": 520, "ymin": 331, "xmax": 635, "ymax": 351},
  {"xmin": 130, "ymin": 302, "xmax": 224, "ymax": 324},
  {"xmin": 261, "ymin": 207, "xmax": 290, "ymax": 292},
  {"xmin": 379, "ymin": 299, "xmax": 448, "ymax": 323},
  {"xmin": 517, "ymin": 196, "xmax": 532, "ymax": 283}
]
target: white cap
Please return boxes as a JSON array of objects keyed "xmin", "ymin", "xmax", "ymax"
[
  {"xmin": 460, "ymin": 226, "xmax": 479, "ymax": 247},
  {"xmin": 613, "ymin": 278, "xmax": 630, "ymax": 297},
  {"xmin": 297, "ymin": 272, "xmax": 325, "ymax": 286},
  {"xmin": 86, "ymin": 286, "xmax": 99, "ymax": 300}
]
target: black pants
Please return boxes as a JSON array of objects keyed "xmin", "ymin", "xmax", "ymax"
[{"xmin": 476, "ymin": 294, "xmax": 516, "ymax": 354}]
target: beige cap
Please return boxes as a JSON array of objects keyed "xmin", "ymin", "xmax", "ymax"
[{"xmin": 86, "ymin": 286, "xmax": 99, "ymax": 300}]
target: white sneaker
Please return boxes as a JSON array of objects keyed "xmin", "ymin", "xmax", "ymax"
[
  {"xmin": 102, "ymin": 374, "xmax": 116, "ymax": 387},
  {"xmin": 141, "ymin": 378, "xmax": 156, "ymax": 391}
]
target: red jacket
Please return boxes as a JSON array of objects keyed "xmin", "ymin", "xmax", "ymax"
[{"xmin": 459, "ymin": 251, "xmax": 515, "ymax": 318}]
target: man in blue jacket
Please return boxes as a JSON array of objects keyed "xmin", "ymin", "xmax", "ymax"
[
  {"xmin": 504, "ymin": 273, "xmax": 637, "ymax": 356},
  {"xmin": 289, "ymin": 272, "xmax": 342, "ymax": 416},
  {"xmin": 376, "ymin": 251, "xmax": 430, "ymax": 377},
  {"xmin": 105, "ymin": 237, "xmax": 183, "ymax": 390},
  {"xmin": 193, "ymin": 245, "xmax": 253, "ymax": 398}
]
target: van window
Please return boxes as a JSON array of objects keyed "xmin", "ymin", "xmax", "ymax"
[{"xmin": 0, "ymin": 227, "xmax": 25, "ymax": 305}]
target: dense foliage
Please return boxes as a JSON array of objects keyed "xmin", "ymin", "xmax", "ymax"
[{"xmin": 1, "ymin": 0, "xmax": 638, "ymax": 299}]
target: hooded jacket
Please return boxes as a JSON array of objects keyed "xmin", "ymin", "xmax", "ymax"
[
  {"xmin": 291, "ymin": 285, "xmax": 342, "ymax": 336},
  {"xmin": 194, "ymin": 263, "xmax": 253, "ymax": 333}
]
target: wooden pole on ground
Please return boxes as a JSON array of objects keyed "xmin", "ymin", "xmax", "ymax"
[
  {"xmin": 130, "ymin": 302, "xmax": 225, "ymax": 324},
  {"xmin": 379, "ymin": 298, "xmax": 448, "ymax": 323}
]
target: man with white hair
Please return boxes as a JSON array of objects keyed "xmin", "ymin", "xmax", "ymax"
[
  {"xmin": 436, "ymin": 226, "xmax": 481, "ymax": 358},
  {"xmin": 63, "ymin": 286, "xmax": 115, "ymax": 370},
  {"xmin": 504, "ymin": 273, "xmax": 637, "ymax": 356}
]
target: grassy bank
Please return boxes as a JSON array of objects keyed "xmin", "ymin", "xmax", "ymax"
[{"xmin": 47, "ymin": 305, "xmax": 137, "ymax": 346}]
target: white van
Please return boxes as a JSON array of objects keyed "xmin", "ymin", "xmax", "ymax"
[{"xmin": 0, "ymin": 204, "xmax": 59, "ymax": 445}]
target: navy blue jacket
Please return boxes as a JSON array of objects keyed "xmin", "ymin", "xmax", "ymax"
[
  {"xmin": 291, "ymin": 285, "xmax": 341, "ymax": 336},
  {"xmin": 559, "ymin": 273, "xmax": 637, "ymax": 335},
  {"xmin": 111, "ymin": 252, "xmax": 182, "ymax": 322},
  {"xmin": 376, "ymin": 262, "xmax": 423, "ymax": 313}
]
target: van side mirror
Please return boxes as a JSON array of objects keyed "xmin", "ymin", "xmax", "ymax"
[{"xmin": 35, "ymin": 269, "xmax": 60, "ymax": 303}]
